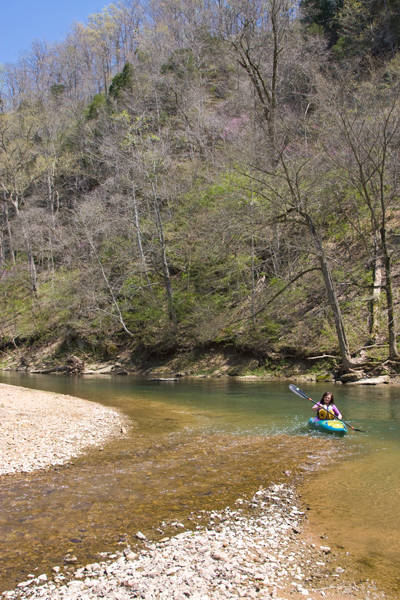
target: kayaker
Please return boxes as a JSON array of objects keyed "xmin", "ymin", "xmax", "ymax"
[{"xmin": 312, "ymin": 392, "xmax": 342, "ymax": 421}]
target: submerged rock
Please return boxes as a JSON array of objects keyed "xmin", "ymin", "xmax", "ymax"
[{"xmin": 5, "ymin": 483, "xmax": 355, "ymax": 600}]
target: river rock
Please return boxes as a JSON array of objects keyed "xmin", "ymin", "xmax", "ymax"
[
  {"xmin": 6, "ymin": 483, "xmax": 360, "ymax": 600},
  {"xmin": 97, "ymin": 367, "xmax": 114, "ymax": 373},
  {"xmin": 346, "ymin": 375, "xmax": 390, "ymax": 385},
  {"xmin": 125, "ymin": 552, "xmax": 137, "ymax": 560},
  {"xmin": 316, "ymin": 372, "xmax": 335, "ymax": 382},
  {"xmin": 340, "ymin": 371, "xmax": 365, "ymax": 383},
  {"xmin": 63, "ymin": 554, "xmax": 77, "ymax": 564}
]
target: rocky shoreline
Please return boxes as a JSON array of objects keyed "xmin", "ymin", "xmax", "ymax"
[
  {"xmin": 1, "ymin": 483, "xmax": 383, "ymax": 600},
  {"xmin": 2, "ymin": 347, "xmax": 398, "ymax": 384},
  {"xmin": 0, "ymin": 383, "xmax": 388, "ymax": 600},
  {"xmin": 0, "ymin": 383, "xmax": 126, "ymax": 476}
]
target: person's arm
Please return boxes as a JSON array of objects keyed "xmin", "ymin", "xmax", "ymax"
[
  {"xmin": 311, "ymin": 403, "xmax": 321, "ymax": 412},
  {"xmin": 332, "ymin": 405, "xmax": 342, "ymax": 419}
]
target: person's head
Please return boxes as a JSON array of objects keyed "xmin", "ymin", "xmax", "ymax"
[{"xmin": 321, "ymin": 391, "xmax": 334, "ymax": 405}]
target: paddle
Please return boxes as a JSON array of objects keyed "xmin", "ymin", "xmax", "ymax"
[{"xmin": 289, "ymin": 384, "xmax": 365, "ymax": 432}]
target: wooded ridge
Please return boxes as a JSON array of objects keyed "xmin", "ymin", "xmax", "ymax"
[{"xmin": 1, "ymin": 0, "xmax": 400, "ymax": 380}]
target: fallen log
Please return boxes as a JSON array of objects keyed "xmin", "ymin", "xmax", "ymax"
[{"xmin": 31, "ymin": 355, "xmax": 85, "ymax": 375}]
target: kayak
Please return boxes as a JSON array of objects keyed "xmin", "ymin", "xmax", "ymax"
[{"xmin": 308, "ymin": 417, "xmax": 347, "ymax": 436}]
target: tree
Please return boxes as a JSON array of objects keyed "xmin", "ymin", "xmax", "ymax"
[
  {"xmin": 101, "ymin": 109, "xmax": 181, "ymax": 333},
  {"xmin": 73, "ymin": 194, "xmax": 135, "ymax": 337},
  {"xmin": 109, "ymin": 62, "xmax": 134, "ymax": 98},
  {"xmin": 247, "ymin": 149, "xmax": 357, "ymax": 371},
  {"xmin": 333, "ymin": 0, "xmax": 400, "ymax": 59},
  {"xmin": 213, "ymin": 0, "xmax": 355, "ymax": 369},
  {"xmin": 324, "ymin": 73, "xmax": 400, "ymax": 358},
  {"xmin": 0, "ymin": 109, "xmax": 51, "ymax": 290},
  {"xmin": 300, "ymin": 0, "xmax": 344, "ymax": 46},
  {"xmin": 214, "ymin": 0, "xmax": 299, "ymax": 148}
]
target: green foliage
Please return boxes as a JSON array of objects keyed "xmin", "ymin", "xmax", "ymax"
[
  {"xmin": 307, "ymin": 23, "xmax": 325, "ymax": 36},
  {"xmin": 303, "ymin": 0, "xmax": 400, "ymax": 54},
  {"xmin": 109, "ymin": 62, "xmax": 134, "ymax": 99},
  {"xmin": 301, "ymin": 0, "xmax": 344, "ymax": 44},
  {"xmin": 86, "ymin": 93, "xmax": 107, "ymax": 119},
  {"xmin": 50, "ymin": 84, "xmax": 66, "ymax": 97},
  {"xmin": 0, "ymin": 266, "xmax": 82, "ymax": 349},
  {"xmin": 161, "ymin": 49, "xmax": 197, "ymax": 79},
  {"xmin": 331, "ymin": 0, "xmax": 400, "ymax": 57}
]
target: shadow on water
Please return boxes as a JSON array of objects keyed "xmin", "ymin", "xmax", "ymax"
[{"xmin": 0, "ymin": 374, "xmax": 400, "ymax": 595}]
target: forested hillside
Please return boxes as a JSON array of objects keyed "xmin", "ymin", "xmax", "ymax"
[{"xmin": 1, "ymin": 0, "xmax": 400, "ymax": 377}]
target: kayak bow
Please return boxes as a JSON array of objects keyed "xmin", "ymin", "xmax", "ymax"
[{"xmin": 308, "ymin": 416, "xmax": 347, "ymax": 436}]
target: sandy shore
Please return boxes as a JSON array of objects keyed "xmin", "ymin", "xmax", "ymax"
[{"xmin": 0, "ymin": 383, "xmax": 126, "ymax": 475}]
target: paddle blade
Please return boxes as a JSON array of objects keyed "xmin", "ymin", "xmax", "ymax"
[
  {"xmin": 349, "ymin": 425, "xmax": 365, "ymax": 433},
  {"xmin": 289, "ymin": 384, "xmax": 311, "ymax": 400}
]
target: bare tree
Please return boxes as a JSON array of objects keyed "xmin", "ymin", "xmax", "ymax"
[
  {"xmin": 244, "ymin": 148, "xmax": 356, "ymax": 371},
  {"xmin": 213, "ymin": 0, "xmax": 298, "ymax": 147},
  {"xmin": 0, "ymin": 109, "xmax": 52, "ymax": 290},
  {"xmin": 324, "ymin": 75, "xmax": 400, "ymax": 359}
]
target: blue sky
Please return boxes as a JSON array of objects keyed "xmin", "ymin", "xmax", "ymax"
[{"xmin": 0, "ymin": 0, "xmax": 109, "ymax": 65}]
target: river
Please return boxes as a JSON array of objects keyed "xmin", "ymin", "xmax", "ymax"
[{"xmin": 0, "ymin": 373, "xmax": 399, "ymax": 595}]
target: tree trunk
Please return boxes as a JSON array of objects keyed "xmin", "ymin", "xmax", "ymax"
[
  {"xmin": 151, "ymin": 183, "xmax": 178, "ymax": 334},
  {"xmin": 381, "ymin": 226, "xmax": 398, "ymax": 358},
  {"xmin": 0, "ymin": 229, "xmax": 4, "ymax": 267},
  {"xmin": 0, "ymin": 203, "xmax": 5, "ymax": 266},
  {"xmin": 87, "ymin": 235, "xmax": 134, "ymax": 337},
  {"xmin": 19, "ymin": 211, "xmax": 37, "ymax": 295},
  {"xmin": 132, "ymin": 188, "xmax": 153, "ymax": 293},
  {"xmin": 4, "ymin": 202, "xmax": 15, "ymax": 264},
  {"xmin": 250, "ymin": 190, "xmax": 256, "ymax": 326},
  {"xmin": 369, "ymin": 239, "xmax": 382, "ymax": 343},
  {"xmin": 27, "ymin": 245, "xmax": 37, "ymax": 294},
  {"xmin": 251, "ymin": 233, "xmax": 256, "ymax": 327},
  {"xmin": 161, "ymin": 244, "xmax": 178, "ymax": 334},
  {"xmin": 154, "ymin": 204, "xmax": 178, "ymax": 334},
  {"xmin": 306, "ymin": 215, "xmax": 354, "ymax": 371}
]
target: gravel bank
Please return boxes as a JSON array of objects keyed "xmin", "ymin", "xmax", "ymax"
[
  {"xmin": 0, "ymin": 384, "xmax": 385, "ymax": 600},
  {"xmin": 2, "ymin": 484, "xmax": 378, "ymax": 600},
  {"xmin": 0, "ymin": 383, "xmax": 125, "ymax": 475}
]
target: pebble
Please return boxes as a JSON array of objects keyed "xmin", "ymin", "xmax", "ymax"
[{"xmin": 2, "ymin": 483, "xmax": 354, "ymax": 600}]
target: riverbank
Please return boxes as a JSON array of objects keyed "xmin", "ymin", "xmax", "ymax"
[
  {"xmin": 0, "ymin": 381, "xmax": 391, "ymax": 600},
  {"xmin": 0, "ymin": 383, "xmax": 126, "ymax": 475},
  {"xmin": 1, "ymin": 483, "xmax": 381, "ymax": 600},
  {"xmin": 2, "ymin": 344, "xmax": 398, "ymax": 384}
]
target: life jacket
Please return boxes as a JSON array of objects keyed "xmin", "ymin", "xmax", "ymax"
[{"xmin": 317, "ymin": 405, "xmax": 335, "ymax": 420}]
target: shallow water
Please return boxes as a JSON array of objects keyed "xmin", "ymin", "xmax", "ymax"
[{"xmin": 0, "ymin": 373, "xmax": 399, "ymax": 594}]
